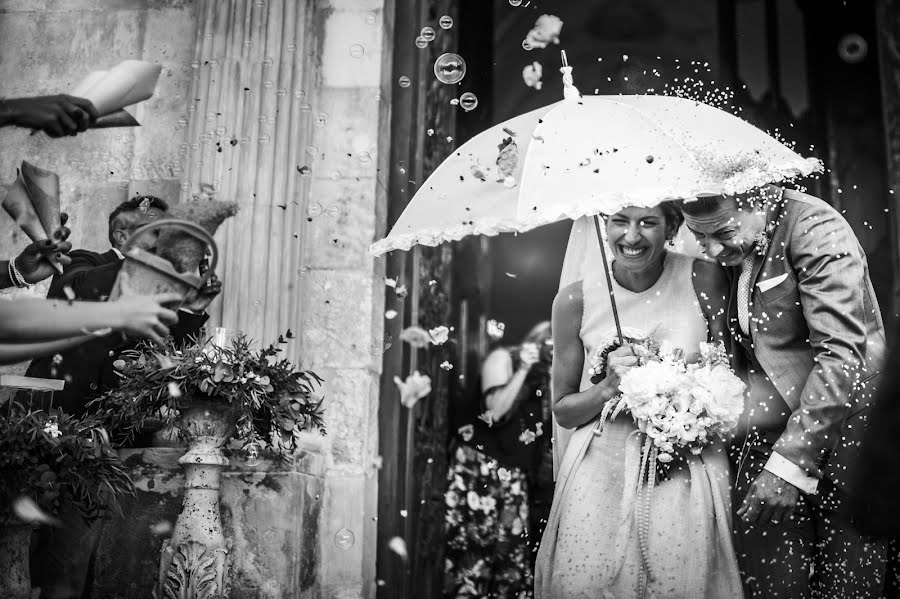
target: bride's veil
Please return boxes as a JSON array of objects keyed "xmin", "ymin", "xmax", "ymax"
[{"xmin": 551, "ymin": 213, "xmax": 705, "ymax": 478}]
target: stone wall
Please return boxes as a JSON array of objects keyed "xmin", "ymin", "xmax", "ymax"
[{"xmin": 0, "ymin": 0, "xmax": 389, "ymax": 596}]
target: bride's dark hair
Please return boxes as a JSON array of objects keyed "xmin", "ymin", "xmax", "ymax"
[{"xmin": 658, "ymin": 200, "xmax": 685, "ymax": 237}]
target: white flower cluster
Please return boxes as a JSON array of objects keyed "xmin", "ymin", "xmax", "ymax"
[{"xmin": 615, "ymin": 342, "xmax": 745, "ymax": 463}]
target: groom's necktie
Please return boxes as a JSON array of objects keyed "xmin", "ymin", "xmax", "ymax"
[{"xmin": 737, "ymin": 254, "xmax": 756, "ymax": 337}]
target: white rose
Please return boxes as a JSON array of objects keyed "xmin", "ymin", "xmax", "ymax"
[{"xmin": 480, "ymin": 496, "xmax": 497, "ymax": 513}]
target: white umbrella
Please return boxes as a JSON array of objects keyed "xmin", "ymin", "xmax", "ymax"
[{"xmin": 371, "ymin": 52, "xmax": 822, "ymax": 338}]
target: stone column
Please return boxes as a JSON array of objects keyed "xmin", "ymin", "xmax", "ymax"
[{"xmin": 181, "ymin": 1, "xmax": 387, "ymax": 596}]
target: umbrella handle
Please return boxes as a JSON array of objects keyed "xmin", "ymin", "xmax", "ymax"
[{"xmin": 593, "ymin": 214, "xmax": 624, "ymax": 344}]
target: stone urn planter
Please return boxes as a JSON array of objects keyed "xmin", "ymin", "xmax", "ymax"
[
  {"xmin": 0, "ymin": 524, "xmax": 32, "ymax": 599},
  {"xmin": 154, "ymin": 400, "xmax": 235, "ymax": 599},
  {"xmin": 93, "ymin": 327, "xmax": 325, "ymax": 599}
]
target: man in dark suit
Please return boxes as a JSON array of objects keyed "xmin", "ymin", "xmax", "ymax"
[
  {"xmin": 681, "ymin": 186, "xmax": 887, "ymax": 598},
  {"xmin": 26, "ymin": 195, "xmax": 222, "ymax": 599}
]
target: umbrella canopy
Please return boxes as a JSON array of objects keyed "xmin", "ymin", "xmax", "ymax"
[{"xmin": 369, "ymin": 94, "xmax": 821, "ymax": 256}]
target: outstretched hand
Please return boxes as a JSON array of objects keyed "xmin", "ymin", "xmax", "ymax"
[
  {"xmin": 111, "ymin": 292, "xmax": 182, "ymax": 346},
  {"xmin": 738, "ymin": 469, "xmax": 801, "ymax": 526},
  {"xmin": 16, "ymin": 213, "xmax": 73, "ymax": 284},
  {"xmin": 0, "ymin": 95, "xmax": 99, "ymax": 136}
]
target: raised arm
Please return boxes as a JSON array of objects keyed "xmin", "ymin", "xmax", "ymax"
[{"xmin": 482, "ymin": 347, "xmax": 531, "ymax": 422}]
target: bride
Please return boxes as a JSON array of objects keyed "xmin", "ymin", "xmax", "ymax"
[{"xmin": 535, "ymin": 204, "xmax": 744, "ymax": 598}]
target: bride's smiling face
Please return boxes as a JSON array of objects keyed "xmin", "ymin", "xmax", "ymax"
[{"xmin": 605, "ymin": 206, "xmax": 670, "ymax": 272}]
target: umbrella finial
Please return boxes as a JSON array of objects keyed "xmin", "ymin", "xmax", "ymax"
[{"xmin": 559, "ymin": 50, "xmax": 580, "ymax": 101}]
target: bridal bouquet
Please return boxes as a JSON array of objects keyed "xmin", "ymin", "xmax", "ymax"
[{"xmin": 594, "ymin": 336, "xmax": 745, "ymax": 465}]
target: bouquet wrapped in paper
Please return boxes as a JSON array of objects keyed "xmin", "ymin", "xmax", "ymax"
[
  {"xmin": 156, "ymin": 197, "xmax": 238, "ymax": 274},
  {"xmin": 1, "ymin": 161, "xmax": 64, "ymax": 273}
]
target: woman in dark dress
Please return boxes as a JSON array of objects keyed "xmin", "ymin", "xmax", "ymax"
[{"xmin": 444, "ymin": 322, "xmax": 553, "ymax": 599}]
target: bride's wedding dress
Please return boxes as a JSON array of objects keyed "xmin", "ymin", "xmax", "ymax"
[{"xmin": 535, "ymin": 251, "xmax": 743, "ymax": 598}]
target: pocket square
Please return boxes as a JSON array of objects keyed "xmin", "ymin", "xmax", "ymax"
[{"xmin": 757, "ymin": 273, "xmax": 789, "ymax": 293}]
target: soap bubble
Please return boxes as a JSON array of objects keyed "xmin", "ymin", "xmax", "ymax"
[
  {"xmin": 244, "ymin": 39, "xmax": 254, "ymax": 49},
  {"xmin": 315, "ymin": 114, "xmax": 327, "ymax": 128},
  {"xmin": 307, "ymin": 202, "xmax": 323, "ymax": 217},
  {"xmin": 287, "ymin": 42, "xmax": 297, "ymax": 52},
  {"xmin": 305, "ymin": 145, "xmax": 318, "ymax": 158},
  {"xmin": 434, "ymin": 53, "xmax": 466, "ymax": 84},
  {"xmin": 208, "ymin": 58, "xmax": 219, "ymax": 69},
  {"xmin": 398, "ymin": 75, "xmax": 411, "ymax": 87},
  {"xmin": 415, "ymin": 36, "xmax": 428, "ymax": 49},
  {"xmin": 450, "ymin": 98, "xmax": 459, "ymax": 106},
  {"xmin": 439, "ymin": 15, "xmax": 453, "ymax": 29},
  {"xmin": 298, "ymin": 265, "xmax": 311, "ymax": 276},
  {"xmin": 420, "ymin": 27, "xmax": 436, "ymax": 42},
  {"xmin": 334, "ymin": 528, "xmax": 355, "ymax": 550},
  {"xmin": 459, "ymin": 92, "xmax": 478, "ymax": 111},
  {"xmin": 190, "ymin": 60, "xmax": 200, "ymax": 69},
  {"xmin": 358, "ymin": 151, "xmax": 372, "ymax": 166},
  {"xmin": 368, "ymin": 334, "xmax": 393, "ymax": 355},
  {"xmin": 349, "ymin": 44, "xmax": 365, "ymax": 59},
  {"xmin": 263, "ymin": 56, "xmax": 274, "ymax": 67},
  {"xmin": 326, "ymin": 205, "xmax": 342, "ymax": 218},
  {"xmin": 245, "ymin": 443, "xmax": 261, "ymax": 467},
  {"xmin": 330, "ymin": 170, "xmax": 341, "ymax": 181},
  {"xmin": 300, "ymin": 103, "xmax": 312, "ymax": 112},
  {"xmin": 294, "ymin": 89, "xmax": 306, "ymax": 100},
  {"xmin": 365, "ymin": 12, "xmax": 378, "ymax": 25},
  {"xmin": 277, "ymin": 87, "xmax": 288, "ymax": 96},
  {"xmin": 510, "ymin": 0, "xmax": 522, "ymax": 5},
  {"xmin": 522, "ymin": 39, "xmax": 533, "ymax": 51},
  {"xmin": 263, "ymin": 79, "xmax": 275, "ymax": 89}
]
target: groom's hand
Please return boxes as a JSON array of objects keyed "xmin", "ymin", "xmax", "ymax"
[{"xmin": 738, "ymin": 470, "xmax": 800, "ymax": 526}]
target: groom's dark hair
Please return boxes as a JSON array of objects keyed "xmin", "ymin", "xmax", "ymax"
[
  {"xmin": 676, "ymin": 196, "xmax": 726, "ymax": 218},
  {"xmin": 677, "ymin": 187, "xmax": 778, "ymax": 217}
]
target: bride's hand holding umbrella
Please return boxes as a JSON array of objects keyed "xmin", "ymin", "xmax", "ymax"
[{"xmin": 605, "ymin": 344, "xmax": 640, "ymax": 389}]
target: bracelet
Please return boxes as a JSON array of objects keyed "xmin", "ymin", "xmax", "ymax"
[{"xmin": 9, "ymin": 257, "xmax": 32, "ymax": 288}]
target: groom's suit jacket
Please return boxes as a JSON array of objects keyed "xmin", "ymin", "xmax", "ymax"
[{"xmin": 727, "ymin": 189, "xmax": 886, "ymax": 493}]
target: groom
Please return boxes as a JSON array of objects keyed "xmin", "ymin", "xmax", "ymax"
[{"xmin": 680, "ymin": 186, "xmax": 887, "ymax": 598}]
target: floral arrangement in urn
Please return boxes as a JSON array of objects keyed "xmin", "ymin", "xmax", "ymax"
[
  {"xmin": 90, "ymin": 331, "xmax": 325, "ymax": 457},
  {"xmin": 0, "ymin": 403, "xmax": 133, "ymax": 525}
]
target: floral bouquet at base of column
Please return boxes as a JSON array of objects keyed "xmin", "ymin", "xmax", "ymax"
[{"xmin": 87, "ymin": 331, "xmax": 326, "ymax": 459}]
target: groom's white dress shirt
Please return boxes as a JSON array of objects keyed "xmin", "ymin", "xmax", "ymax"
[{"xmin": 740, "ymin": 253, "xmax": 819, "ymax": 495}]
